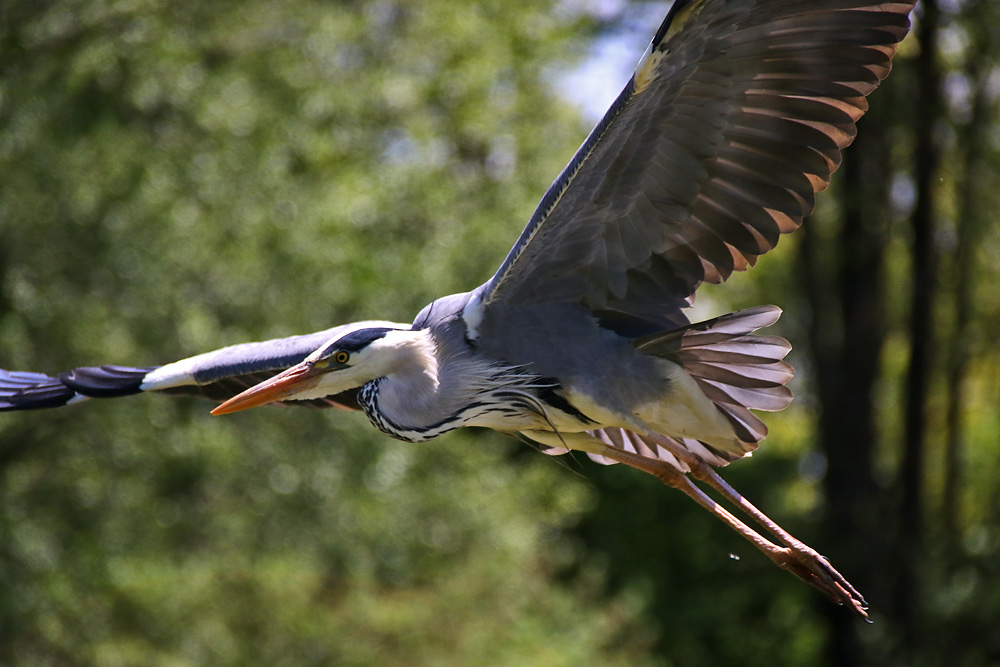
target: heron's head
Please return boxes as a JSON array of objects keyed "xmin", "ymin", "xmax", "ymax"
[{"xmin": 211, "ymin": 327, "xmax": 433, "ymax": 415}]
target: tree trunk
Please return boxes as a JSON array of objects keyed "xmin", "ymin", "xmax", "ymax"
[
  {"xmin": 896, "ymin": 0, "xmax": 941, "ymax": 653},
  {"xmin": 802, "ymin": 89, "xmax": 892, "ymax": 667}
]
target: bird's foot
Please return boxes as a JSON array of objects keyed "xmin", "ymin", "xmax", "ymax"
[{"xmin": 772, "ymin": 541, "xmax": 869, "ymax": 620}]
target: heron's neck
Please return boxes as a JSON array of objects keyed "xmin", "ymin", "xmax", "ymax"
[
  {"xmin": 374, "ymin": 328, "xmax": 442, "ymax": 407},
  {"xmin": 356, "ymin": 329, "xmax": 445, "ymax": 439},
  {"xmin": 361, "ymin": 329, "xmax": 534, "ymax": 441}
]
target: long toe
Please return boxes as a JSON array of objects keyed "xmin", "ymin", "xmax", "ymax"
[{"xmin": 775, "ymin": 546, "xmax": 869, "ymax": 619}]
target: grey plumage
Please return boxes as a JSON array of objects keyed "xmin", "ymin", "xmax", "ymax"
[{"xmin": 0, "ymin": 0, "xmax": 916, "ymax": 617}]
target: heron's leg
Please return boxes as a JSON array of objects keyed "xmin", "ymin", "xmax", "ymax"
[
  {"xmin": 521, "ymin": 429, "xmax": 867, "ymax": 617},
  {"xmin": 639, "ymin": 433, "xmax": 813, "ymax": 544},
  {"xmin": 687, "ymin": 458, "xmax": 866, "ymax": 607},
  {"xmin": 634, "ymin": 433, "xmax": 867, "ymax": 616},
  {"xmin": 591, "ymin": 440, "xmax": 868, "ymax": 619},
  {"xmin": 594, "ymin": 444, "xmax": 791, "ymax": 553}
]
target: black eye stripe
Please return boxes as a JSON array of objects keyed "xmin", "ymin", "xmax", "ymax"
[{"xmin": 321, "ymin": 327, "xmax": 396, "ymax": 357}]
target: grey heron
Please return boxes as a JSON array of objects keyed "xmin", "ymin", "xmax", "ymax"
[{"xmin": 0, "ymin": 0, "xmax": 915, "ymax": 619}]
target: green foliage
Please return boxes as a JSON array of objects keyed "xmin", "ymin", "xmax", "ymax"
[{"xmin": 3, "ymin": 407, "xmax": 652, "ymax": 665}]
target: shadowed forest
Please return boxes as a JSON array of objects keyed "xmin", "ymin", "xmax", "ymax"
[{"xmin": 2, "ymin": 1, "xmax": 1000, "ymax": 665}]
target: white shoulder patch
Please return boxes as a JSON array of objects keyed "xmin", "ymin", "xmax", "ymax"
[{"xmin": 461, "ymin": 292, "xmax": 485, "ymax": 340}]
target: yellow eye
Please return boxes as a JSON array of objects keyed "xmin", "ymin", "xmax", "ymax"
[{"xmin": 333, "ymin": 351, "xmax": 350, "ymax": 364}]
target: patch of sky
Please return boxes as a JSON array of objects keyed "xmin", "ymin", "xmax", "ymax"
[{"xmin": 554, "ymin": 1, "xmax": 669, "ymax": 122}]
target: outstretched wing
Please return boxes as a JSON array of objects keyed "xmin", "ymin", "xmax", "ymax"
[
  {"xmin": 480, "ymin": 0, "xmax": 914, "ymax": 322},
  {"xmin": 0, "ymin": 320, "xmax": 407, "ymax": 411}
]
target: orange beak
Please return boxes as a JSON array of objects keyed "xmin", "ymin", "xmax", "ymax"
[{"xmin": 211, "ymin": 362, "xmax": 322, "ymax": 415}]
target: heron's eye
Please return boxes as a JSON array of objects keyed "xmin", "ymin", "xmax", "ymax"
[{"xmin": 333, "ymin": 351, "xmax": 350, "ymax": 364}]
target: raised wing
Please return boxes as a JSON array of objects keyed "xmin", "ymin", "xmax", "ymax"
[
  {"xmin": 0, "ymin": 320, "xmax": 406, "ymax": 411},
  {"xmin": 481, "ymin": 0, "xmax": 914, "ymax": 321}
]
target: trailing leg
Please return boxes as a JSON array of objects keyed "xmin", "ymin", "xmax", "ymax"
[{"xmin": 594, "ymin": 440, "xmax": 869, "ymax": 619}]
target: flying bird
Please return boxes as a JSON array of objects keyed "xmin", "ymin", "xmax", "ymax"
[{"xmin": 0, "ymin": 0, "xmax": 915, "ymax": 618}]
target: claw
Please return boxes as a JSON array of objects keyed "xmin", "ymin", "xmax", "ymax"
[{"xmin": 775, "ymin": 545, "xmax": 869, "ymax": 620}]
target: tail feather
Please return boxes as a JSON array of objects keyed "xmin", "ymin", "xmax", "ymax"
[
  {"xmin": 679, "ymin": 307, "xmax": 793, "ymax": 449},
  {"xmin": 697, "ymin": 379, "xmax": 792, "ymax": 413},
  {"xmin": 714, "ymin": 403, "xmax": 769, "ymax": 445},
  {"xmin": 634, "ymin": 305, "xmax": 782, "ymax": 353},
  {"xmin": 637, "ymin": 306, "xmax": 793, "ymax": 442},
  {"xmin": 579, "ymin": 305, "xmax": 794, "ymax": 468},
  {"xmin": 684, "ymin": 339, "xmax": 791, "ymax": 363},
  {"xmin": 683, "ymin": 358, "xmax": 793, "ymax": 390}
]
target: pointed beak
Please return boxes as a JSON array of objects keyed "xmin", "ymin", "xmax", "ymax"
[{"xmin": 211, "ymin": 362, "xmax": 323, "ymax": 415}]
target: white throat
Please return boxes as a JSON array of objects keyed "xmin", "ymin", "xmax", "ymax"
[{"xmin": 369, "ymin": 329, "xmax": 440, "ymax": 390}]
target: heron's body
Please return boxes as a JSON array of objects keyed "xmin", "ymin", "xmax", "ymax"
[
  {"xmin": 1, "ymin": 0, "xmax": 918, "ymax": 617},
  {"xmin": 358, "ymin": 303, "xmax": 668, "ymax": 441}
]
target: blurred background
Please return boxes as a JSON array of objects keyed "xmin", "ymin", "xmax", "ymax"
[{"xmin": 2, "ymin": 0, "xmax": 998, "ymax": 664}]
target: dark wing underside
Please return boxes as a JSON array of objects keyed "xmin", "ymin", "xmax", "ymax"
[
  {"xmin": 0, "ymin": 321, "xmax": 406, "ymax": 411},
  {"xmin": 482, "ymin": 0, "xmax": 914, "ymax": 322},
  {"xmin": 0, "ymin": 366, "xmax": 155, "ymax": 410}
]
